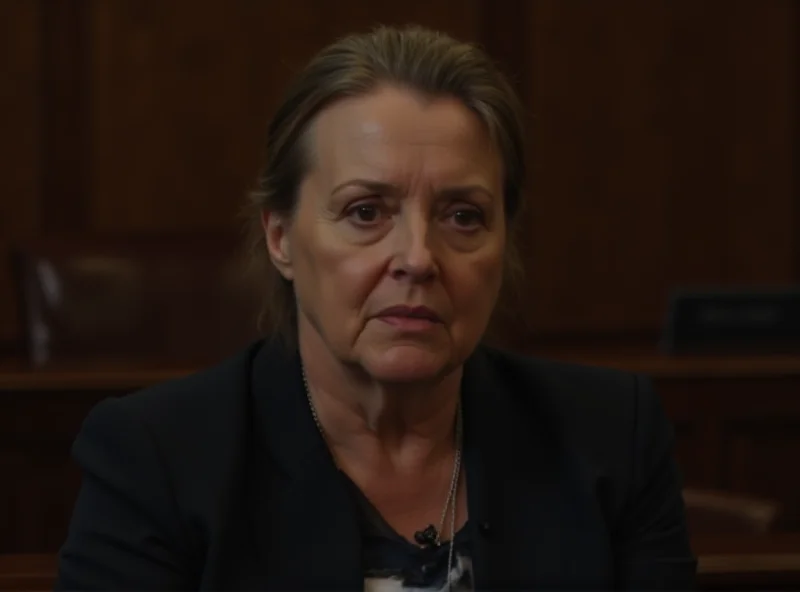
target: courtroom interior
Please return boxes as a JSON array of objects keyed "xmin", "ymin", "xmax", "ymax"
[{"xmin": 1, "ymin": 0, "xmax": 799, "ymax": 589}]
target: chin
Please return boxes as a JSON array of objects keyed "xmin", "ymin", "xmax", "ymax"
[{"xmin": 362, "ymin": 345, "xmax": 453, "ymax": 384}]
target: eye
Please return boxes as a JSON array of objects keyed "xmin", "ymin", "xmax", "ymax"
[
  {"xmin": 448, "ymin": 207, "xmax": 485, "ymax": 230},
  {"xmin": 345, "ymin": 202, "xmax": 385, "ymax": 226}
]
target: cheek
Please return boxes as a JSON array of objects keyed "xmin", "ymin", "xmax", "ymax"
[
  {"xmin": 301, "ymin": 237, "xmax": 387, "ymax": 314},
  {"xmin": 335, "ymin": 250, "xmax": 387, "ymax": 304},
  {"xmin": 447, "ymin": 247, "xmax": 505, "ymax": 318}
]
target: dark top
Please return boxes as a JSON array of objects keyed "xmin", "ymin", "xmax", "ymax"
[
  {"xmin": 344, "ymin": 472, "xmax": 473, "ymax": 591},
  {"xmin": 55, "ymin": 339, "xmax": 696, "ymax": 590}
]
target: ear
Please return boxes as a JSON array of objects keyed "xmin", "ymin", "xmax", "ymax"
[{"xmin": 262, "ymin": 210, "xmax": 294, "ymax": 281}]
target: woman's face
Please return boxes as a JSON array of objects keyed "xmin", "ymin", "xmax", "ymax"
[{"xmin": 267, "ymin": 86, "xmax": 506, "ymax": 383}]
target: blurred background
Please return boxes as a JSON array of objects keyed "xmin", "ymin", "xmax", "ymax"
[{"xmin": 0, "ymin": 0, "xmax": 798, "ymax": 589}]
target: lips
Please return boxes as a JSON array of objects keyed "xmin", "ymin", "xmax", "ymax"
[{"xmin": 377, "ymin": 305, "xmax": 442, "ymax": 323}]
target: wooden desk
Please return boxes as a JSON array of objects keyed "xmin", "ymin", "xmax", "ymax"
[
  {"xmin": 694, "ymin": 534, "xmax": 800, "ymax": 590},
  {"xmin": 5, "ymin": 347, "xmax": 800, "ymax": 388},
  {"xmin": 0, "ymin": 358, "xmax": 190, "ymax": 391},
  {"xmin": 533, "ymin": 347, "xmax": 800, "ymax": 532},
  {"xmin": 530, "ymin": 346, "xmax": 800, "ymax": 379},
  {"xmin": 0, "ymin": 553, "xmax": 55, "ymax": 591},
  {"xmin": 1, "ymin": 536, "xmax": 799, "ymax": 591},
  {"xmin": 0, "ymin": 359, "xmax": 191, "ymax": 554}
]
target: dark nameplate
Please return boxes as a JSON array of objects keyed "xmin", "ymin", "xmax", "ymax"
[{"xmin": 661, "ymin": 288, "xmax": 800, "ymax": 354}]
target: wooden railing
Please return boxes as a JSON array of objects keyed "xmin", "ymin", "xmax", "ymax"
[{"xmin": 0, "ymin": 554, "xmax": 55, "ymax": 592}]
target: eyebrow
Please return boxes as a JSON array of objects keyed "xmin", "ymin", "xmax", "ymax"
[
  {"xmin": 330, "ymin": 179, "xmax": 401, "ymax": 197},
  {"xmin": 330, "ymin": 179, "xmax": 497, "ymax": 201}
]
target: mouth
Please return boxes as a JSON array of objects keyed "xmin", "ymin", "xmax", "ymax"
[{"xmin": 375, "ymin": 305, "xmax": 443, "ymax": 330}]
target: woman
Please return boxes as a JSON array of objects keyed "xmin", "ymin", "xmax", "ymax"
[{"xmin": 56, "ymin": 26, "xmax": 695, "ymax": 591}]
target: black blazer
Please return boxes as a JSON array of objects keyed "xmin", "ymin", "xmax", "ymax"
[{"xmin": 56, "ymin": 339, "xmax": 696, "ymax": 590}]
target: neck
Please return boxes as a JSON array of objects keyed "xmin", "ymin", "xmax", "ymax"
[{"xmin": 298, "ymin": 325, "xmax": 461, "ymax": 470}]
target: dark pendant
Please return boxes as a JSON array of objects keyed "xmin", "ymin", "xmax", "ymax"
[{"xmin": 414, "ymin": 524, "xmax": 439, "ymax": 547}]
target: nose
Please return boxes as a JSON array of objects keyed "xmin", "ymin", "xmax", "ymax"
[{"xmin": 388, "ymin": 211, "xmax": 438, "ymax": 283}]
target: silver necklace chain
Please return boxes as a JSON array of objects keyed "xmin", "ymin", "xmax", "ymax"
[{"xmin": 301, "ymin": 367, "xmax": 462, "ymax": 591}]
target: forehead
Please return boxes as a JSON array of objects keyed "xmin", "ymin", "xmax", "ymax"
[{"xmin": 307, "ymin": 86, "xmax": 500, "ymax": 184}]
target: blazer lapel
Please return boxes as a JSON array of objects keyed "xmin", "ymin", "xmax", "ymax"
[
  {"xmin": 462, "ymin": 347, "xmax": 614, "ymax": 590},
  {"xmin": 248, "ymin": 340, "xmax": 363, "ymax": 590},
  {"xmin": 242, "ymin": 341, "xmax": 613, "ymax": 590}
]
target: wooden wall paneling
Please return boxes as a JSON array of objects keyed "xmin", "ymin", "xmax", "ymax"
[
  {"xmin": 526, "ymin": 0, "xmax": 674, "ymax": 336},
  {"xmin": 0, "ymin": 0, "xmax": 42, "ymax": 350},
  {"xmin": 665, "ymin": 0, "xmax": 743, "ymax": 286},
  {"xmin": 726, "ymin": 0, "xmax": 796, "ymax": 284},
  {"xmin": 795, "ymin": 1, "xmax": 800, "ymax": 284},
  {"xmin": 524, "ymin": 0, "xmax": 796, "ymax": 340},
  {"xmin": 477, "ymin": 0, "xmax": 531, "ymax": 100},
  {"xmin": 667, "ymin": 0, "xmax": 795, "ymax": 286},
  {"xmin": 1, "ymin": 0, "xmax": 795, "ymax": 344},
  {"xmin": 475, "ymin": 0, "xmax": 535, "ymax": 347},
  {"xmin": 40, "ymin": 0, "xmax": 91, "ymax": 234},
  {"xmin": 85, "ymin": 0, "xmax": 482, "ymax": 235}
]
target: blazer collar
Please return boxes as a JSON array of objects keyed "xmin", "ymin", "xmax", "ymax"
[
  {"xmin": 462, "ymin": 347, "xmax": 615, "ymax": 589},
  {"xmin": 247, "ymin": 340, "xmax": 600, "ymax": 590},
  {"xmin": 250, "ymin": 338, "xmax": 363, "ymax": 590}
]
